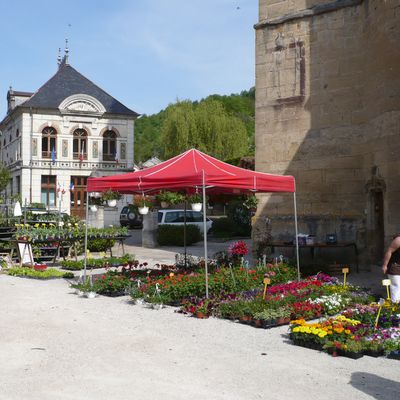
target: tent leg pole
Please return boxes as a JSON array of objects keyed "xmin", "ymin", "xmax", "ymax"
[
  {"xmin": 83, "ymin": 190, "xmax": 89, "ymax": 282},
  {"xmin": 293, "ymin": 192, "xmax": 300, "ymax": 281},
  {"xmin": 202, "ymin": 171, "xmax": 209, "ymax": 298},
  {"xmin": 184, "ymin": 199, "xmax": 187, "ymax": 268}
]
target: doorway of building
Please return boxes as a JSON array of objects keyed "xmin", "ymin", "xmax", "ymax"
[
  {"xmin": 372, "ymin": 190, "xmax": 384, "ymax": 263},
  {"xmin": 70, "ymin": 176, "xmax": 87, "ymax": 219}
]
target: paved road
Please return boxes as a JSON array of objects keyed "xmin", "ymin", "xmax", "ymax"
[
  {"xmin": 116, "ymin": 228, "xmax": 253, "ymax": 266},
  {"xmin": 1, "ymin": 274, "xmax": 399, "ymax": 400}
]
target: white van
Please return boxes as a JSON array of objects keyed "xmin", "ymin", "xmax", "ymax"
[{"xmin": 158, "ymin": 209, "xmax": 213, "ymax": 233}]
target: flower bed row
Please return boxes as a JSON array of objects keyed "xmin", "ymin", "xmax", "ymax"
[{"xmin": 289, "ymin": 302, "xmax": 400, "ymax": 359}]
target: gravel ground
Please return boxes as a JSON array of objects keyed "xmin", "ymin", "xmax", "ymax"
[{"xmin": 1, "ymin": 273, "xmax": 399, "ymax": 400}]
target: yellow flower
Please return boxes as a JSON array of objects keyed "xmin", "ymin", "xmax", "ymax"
[{"xmin": 345, "ymin": 329, "xmax": 351, "ymax": 335}]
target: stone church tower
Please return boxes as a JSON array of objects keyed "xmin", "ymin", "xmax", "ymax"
[{"xmin": 254, "ymin": 0, "xmax": 400, "ymax": 267}]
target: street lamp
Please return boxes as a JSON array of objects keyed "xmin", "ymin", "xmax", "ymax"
[{"xmin": 83, "ymin": 170, "xmax": 101, "ymax": 280}]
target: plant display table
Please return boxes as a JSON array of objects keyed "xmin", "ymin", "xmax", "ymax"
[{"xmin": 266, "ymin": 241, "xmax": 359, "ymax": 272}]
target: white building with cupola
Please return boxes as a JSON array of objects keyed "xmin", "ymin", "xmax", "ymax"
[{"xmin": 0, "ymin": 47, "xmax": 138, "ymax": 218}]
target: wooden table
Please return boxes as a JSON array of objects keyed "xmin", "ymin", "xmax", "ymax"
[{"xmin": 266, "ymin": 241, "xmax": 359, "ymax": 272}]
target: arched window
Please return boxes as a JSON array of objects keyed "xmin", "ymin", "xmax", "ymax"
[
  {"xmin": 102, "ymin": 130, "xmax": 117, "ymax": 161},
  {"xmin": 42, "ymin": 127, "xmax": 57, "ymax": 159},
  {"xmin": 73, "ymin": 128, "xmax": 87, "ymax": 160}
]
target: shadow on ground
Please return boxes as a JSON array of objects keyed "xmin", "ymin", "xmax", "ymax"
[{"xmin": 350, "ymin": 372, "xmax": 400, "ymax": 399}]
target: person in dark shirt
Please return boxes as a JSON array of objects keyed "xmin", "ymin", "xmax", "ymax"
[{"xmin": 382, "ymin": 235, "xmax": 400, "ymax": 302}]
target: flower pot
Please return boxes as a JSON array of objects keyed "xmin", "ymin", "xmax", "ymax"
[
  {"xmin": 338, "ymin": 350, "xmax": 363, "ymax": 359},
  {"xmin": 387, "ymin": 350, "xmax": 400, "ymax": 360},
  {"xmin": 191, "ymin": 203, "xmax": 202, "ymax": 212},
  {"xmin": 107, "ymin": 199, "xmax": 117, "ymax": 207},
  {"xmin": 254, "ymin": 319, "xmax": 263, "ymax": 328},
  {"xmin": 90, "ymin": 205, "xmax": 98, "ymax": 212},
  {"xmin": 138, "ymin": 206, "xmax": 149, "ymax": 215},
  {"xmin": 363, "ymin": 349, "xmax": 384, "ymax": 358},
  {"xmin": 160, "ymin": 201, "xmax": 169, "ymax": 208},
  {"xmin": 86, "ymin": 291, "xmax": 97, "ymax": 299},
  {"xmin": 195, "ymin": 311, "xmax": 208, "ymax": 319},
  {"xmin": 276, "ymin": 317, "xmax": 286, "ymax": 325}
]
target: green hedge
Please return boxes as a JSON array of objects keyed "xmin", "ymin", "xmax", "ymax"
[
  {"xmin": 210, "ymin": 217, "xmax": 251, "ymax": 238},
  {"xmin": 157, "ymin": 225, "xmax": 201, "ymax": 246}
]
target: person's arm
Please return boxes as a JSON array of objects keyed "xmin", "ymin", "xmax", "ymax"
[{"xmin": 382, "ymin": 237, "xmax": 400, "ymax": 274}]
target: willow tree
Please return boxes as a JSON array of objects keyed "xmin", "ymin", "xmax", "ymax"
[{"xmin": 162, "ymin": 99, "xmax": 248, "ymax": 161}]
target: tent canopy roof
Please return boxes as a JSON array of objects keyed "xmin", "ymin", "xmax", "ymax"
[{"xmin": 87, "ymin": 149, "xmax": 295, "ymax": 194}]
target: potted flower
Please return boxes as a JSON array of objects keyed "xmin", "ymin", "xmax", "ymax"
[
  {"xmin": 133, "ymin": 195, "xmax": 153, "ymax": 215},
  {"xmin": 101, "ymin": 189, "xmax": 122, "ymax": 207},
  {"xmin": 188, "ymin": 193, "xmax": 203, "ymax": 212},
  {"xmin": 157, "ymin": 191, "xmax": 184, "ymax": 208}
]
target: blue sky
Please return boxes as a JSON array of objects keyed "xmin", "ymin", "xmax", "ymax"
[{"xmin": 0, "ymin": 0, "xmax": 257, "ymax": 117}]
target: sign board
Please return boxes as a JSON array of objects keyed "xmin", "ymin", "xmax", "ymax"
[{"xmin": 17, "ymin": 242, "xmax": 34, "ymax": 265}]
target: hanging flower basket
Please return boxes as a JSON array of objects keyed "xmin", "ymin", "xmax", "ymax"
[
  {"xmin": 107, "ymin": 199, "xmax": 117, "ymax": 207},
  {"xmin": 191, "ymin": 203, "xmax": 202, "ymax": 212},
  {"xmin": 138, "ymin": 206, "xmax": 149, "ymax": 215},
  {"xmin": 102, "ymin": 189, "xmax": 122, "ymax": 208}
]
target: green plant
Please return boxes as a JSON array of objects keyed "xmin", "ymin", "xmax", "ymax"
[
  {"xmin": 101, "ymin": 189, "xmax": 122, "ymax": 201},
  {"xmin": 87, "ymin": 238, "xmax": 115, "ymax": 252},
  {"xmin": 243, "ymin": 195, "xmax": 258, "ymax": 210},
  {"xmin": 7, "ymin": 267, "xmax": 72, "ymax": 279},
  {"xmin": 157, "ymin": 191, "xmax": 184, "ymax": 205},
  {"xmin": 157, "ymin": 224, "xmax": 202, "ymax": 246},
  {"xmin": 92, "ymin": 271, "xmax": 131, "ymax": 295},
  {"xmin": 60, "ymin": 260, "xmax": 84, "ymax": 270},
  {"xmin": 188, "ymin": 193, "xmax": 202, "ymax": 204}
]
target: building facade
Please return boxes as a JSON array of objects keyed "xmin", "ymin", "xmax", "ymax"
[
  {"xmin": 0, "ymin": 53, "xmax": 138, "ymax": 218},
  {"xmin": 254, "ymin": 0, "xmax": 400, "ymax": 266}
]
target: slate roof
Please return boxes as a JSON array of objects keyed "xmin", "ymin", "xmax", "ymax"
[{"xmin": 22, "ymin": 62, "xmax": 138, "ymax": 117}]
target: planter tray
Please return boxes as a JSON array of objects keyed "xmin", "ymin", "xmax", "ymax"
[{"xmin": 387, "ymin": 351, "xmax": 400, "ymax": 360}]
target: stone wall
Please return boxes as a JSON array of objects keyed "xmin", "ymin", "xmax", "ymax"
[{"xmin": 255, "ymin": 0, "xmax": 400, "ymax": 267}]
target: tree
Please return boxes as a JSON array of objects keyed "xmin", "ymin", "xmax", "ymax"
[
  {"xmin": 0, "ymin": 166, "xmax": 10, "ymax": 196},
  {"xmin": 134, "ymin": 87, "xmax": 255, "ymax": 162},
  {"xmin": 162, "ymin": 99, "xmax": 248, "ymax": 160}
]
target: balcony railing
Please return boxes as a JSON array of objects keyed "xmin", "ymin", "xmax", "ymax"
[{"xmin": 73, "ymin": 152, "xmax": 88, "ymax": 160}]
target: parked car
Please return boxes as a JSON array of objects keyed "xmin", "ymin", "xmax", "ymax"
[
  {"xmin": 120, "ymin": 205, "xmax": 143, "ymax": 228},
  {"xmin": 158, "ymin": 209, "xmax": 213, "ymax": 233}
]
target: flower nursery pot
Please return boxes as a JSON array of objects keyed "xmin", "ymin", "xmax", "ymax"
[
  {"xmin": 195, "ymin": 311, "xmax": 208, "ymax": 319},
  {"xmin": 138, "ymin": 206, "xmax": 149, "ymax": 215},
  {"xmin": 86, "ymin": 291, "xmax": 97, "ymax": 299},
  {"xmin": 107, "ymin": 199, "xmax": 117, "ymax": 207},
  {"xmin": 338, "ymin": 350, "xmax": 363, "ymax": 359},
  {"xmin": 191, "ymin": 203, "xmax": 202, "ymax": 212},
  {"xmin": 254, "ymin": 319, "xmax": 263, "ymax": 328},
  {"xmin": 363, "ymin": 349, "xmax": 384, "ymax": 358},
  {"xmin": 387, "ymin": 350, "xmax": 400, "ymax": 360},
  {"xmin": 276, "ymin": 317, "xmax": 284, "ymax": 325}
]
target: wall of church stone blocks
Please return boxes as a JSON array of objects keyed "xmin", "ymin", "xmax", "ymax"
[{"xmin": 255, "ymin": 0, "xmax": 400, "ymax": 266}]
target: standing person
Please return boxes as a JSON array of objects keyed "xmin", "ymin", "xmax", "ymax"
[{"xmin": 382, "ymin": 235, "xmax": 400, "ymax": 302}]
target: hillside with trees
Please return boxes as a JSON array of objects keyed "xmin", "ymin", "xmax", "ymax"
[{"xmin": 134, "ymin": 88, "xmax": 255, "ymax": 164}]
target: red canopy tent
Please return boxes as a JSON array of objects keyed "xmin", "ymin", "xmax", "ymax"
[
  {"xmin": 86, "ymin": 149, "xmax": 299, "ymax": 296},
  {"xmin": 87, "ymin": 148, "xmax": 295, "ymax": 194}
]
